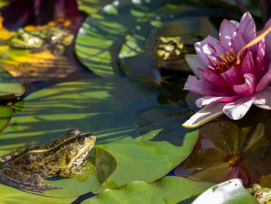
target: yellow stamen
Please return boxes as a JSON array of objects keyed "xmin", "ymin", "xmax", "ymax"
[{"xmin": 236, "ymin": 25, "xmax": 271, "ymax": 64}]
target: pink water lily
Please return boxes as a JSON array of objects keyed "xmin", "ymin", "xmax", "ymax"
[{"xmin": 183, "ymin": 12, "xmax": 271, "ymax": 128}]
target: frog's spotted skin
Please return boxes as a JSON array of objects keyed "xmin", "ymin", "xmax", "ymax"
[
  {"xmin": 154, "ymin": 35, "xmax": 203, "ymax": 71},
  {"xmin": 248, "ymin": 184, "xmax": 271, "ymax": 204},
  {"xmin": 0, "ymin": 129, "xmax": 96, "ymax": 193}
]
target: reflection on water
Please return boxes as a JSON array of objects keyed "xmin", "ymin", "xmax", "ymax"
[{"xmin": 175, "ymin": 106, "xmax": 271, "ymax": 187}]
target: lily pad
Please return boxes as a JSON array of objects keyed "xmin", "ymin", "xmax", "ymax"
[
  {"xmin": 192, "ymin": 179, "xmax": 258, "ymax": 204},
  {"xmin": 0, "ymin": 67, "xmax": 25, "ymax": 100},
  {"xmin": 175, "ymin": 106, "xmax": 271, "ymax": 186},
  {"xmin": 0, "ymin": 77, "xmax": 197, "ymax": 200},
  {"xmin": 83, "ymin": 177, "xmax": 214, "ymax": 204},
  {"xmin": 77, "ymin": 0, "xmax": 114, "ymax": 15}
]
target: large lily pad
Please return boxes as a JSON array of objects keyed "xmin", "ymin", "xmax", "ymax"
[
  {"xmin": 0, "ymin": 77, "xmax": 198, "ymax": 200},
  {"xmin": 175, "ymin": 106, "xmax": 271, "ymax": 186},
  {"xmin": 83, "ymin": 177, "xmax": 213, "ymax": 204}
]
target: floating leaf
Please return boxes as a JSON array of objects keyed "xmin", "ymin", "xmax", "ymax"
[
  {"xmin": 83, "ymin": 177, "xmax": 213, "ymax": 204},
  {"xmin": 77, "ymin": 0, "xmax": 113, "ymax": 15},
  {"xmin": 0, "ymin": 68, "xmax": 25, "ymax": 100},
  {"xmin": 192, "ymin": 179, "xmax": 258, "ymax": 204}
]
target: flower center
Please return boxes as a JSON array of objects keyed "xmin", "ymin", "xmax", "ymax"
[
  {"xmin": 213, "ymin": 48, "xmax": 240, "ymax": 73},
  {"xmin": 226, "ymin": 154, "xmax": 243, "ymax": 167}
]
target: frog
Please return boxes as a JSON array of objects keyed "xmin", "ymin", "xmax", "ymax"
[
  {"xmin": 0, "ymin": 129, "xmax": 96, "ymax": 193},
  {"xmin": 154, "ymin": 35, "xmax": 203, "ymax": 71},
  {"xmin": 248, "ymin": 184, "xmax": 271, "ymax": 204},
  {"xmin": 39, "ymin": 27, "xmax": 70, "ymax": 43},
  {"xmin": 6, "ymin": 27, "xmax": 70, "ymax": 54},
  {"xmin": 6, "ymin": 28, "xmax": 44, "ymax": 49}
]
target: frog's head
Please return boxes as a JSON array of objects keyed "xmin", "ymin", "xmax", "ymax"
[
  {"xmin": 43, "ymin": 27, "xmax": 69, "ymax": 43},
  {"xmin": 58, "ymin": 129, "xmax": 96, "ymax": 167},
  {"xmin": 155, "ymin": 36, "xmax": 184, "ymax": 60}
]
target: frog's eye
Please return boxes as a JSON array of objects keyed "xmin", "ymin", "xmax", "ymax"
[
  {"xmin": 18, "ymin": 33, "xmax": 28, "ymax": 40},
  {"xmin": 77, "ymin": 136, "xmax": 85, "ymax": 146},
  {"xmin": 255, "ymin": 191, "xmax": 263, "ymax": 198}
]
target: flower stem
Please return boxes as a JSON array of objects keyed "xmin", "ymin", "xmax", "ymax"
[
  {"xmin": 233, "ymin": 0, "xmax": 247, "ymax": 13},
  {"xmin": 260, "ymin": 0, "xmax": 271, "ymax": 24}
]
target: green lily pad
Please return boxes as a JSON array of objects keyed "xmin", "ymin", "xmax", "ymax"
[
  {"xmin": 83, "ymin": 177, "xmax": 213, "ymax": 204},
  {"xmin": 0, "ymin": 68, "xmax": 25, "ymax": 100},
  {"xmin": 175, "ymin": 106, "xmax": 271, "ymax": 186},
  {"xmin": 192, "ymin": 179, "xmax": 258, "ymax": 204},
  {"xmin": 77, "ymin": 0, "xmax": 111, "ymax": 15},
  {"xmin": 0, "ymin": 77, "xmax": 197, "ymax": 200}
]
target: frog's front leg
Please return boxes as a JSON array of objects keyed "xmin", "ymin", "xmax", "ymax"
[
  {"xmin": 59, "ymin": 159, "xmax": 93, "ymax": 178},
  {"xmin": 0, "ymin": 167, "xmax": 61, "ymax": 193}
]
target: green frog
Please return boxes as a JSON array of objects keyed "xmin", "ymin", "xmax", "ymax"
[
  {"xmin": 6, "ymin": 28, "xmax": 44, "ymax": 49},
  {"xmin": 6, "ymin": 27, "xmax": 70, "ymax": 51},
  {"xmin": 248, "ymin": 184, "xmax": 271, "ymax": 204},
  {"xmin": 154, "ymin": 35, "xmax": 202, "ymax": 71},
  {"xmin": 0, "ymin": 129, "xmax": 96, "ymax": 193}
]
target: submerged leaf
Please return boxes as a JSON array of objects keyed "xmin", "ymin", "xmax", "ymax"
[
  {"xmin": 176, "ymin": 106, "xmax": 271, "ymax": 186},
  {"xmin": 94, "ymin": 146, "xmax": 117, "ymax": 184},
  {"xmin": 0, "ymin": 105, "xmax": 14, "ymax": 133}
]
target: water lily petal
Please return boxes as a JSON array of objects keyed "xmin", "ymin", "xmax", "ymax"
[
  {"xmin": 220, "ymin": 66, "xmax": 244, "ymax": 87},
  {"xmin": 241, "ymin": 51, "xmax": 255, "ymax": 75},
  {"xmin": 197, "ymin": 68, "xmax": 233, "ymax": 94},
  {"xmin": 182, "ymin": 103, "xmax": 225, "ymax": 128},
  {"xmin": 254, "ymin": 87, "xmax": 271, "ymax": 109},
  {"xmin": 230, "ymin": 20, "xmax": 239, "ymax": 27},
  {"xmin": 256, "ymin": 63, "xmax": 271, "ymax": 92},
  {"xmin": 219, "ymin": 19, "xmax": 238, "ymax": 51},
  {"xmin": 262, "ymin": 18, "xmax": 271, "ymax": 69},
  {"xmin": 238, "ymin": 12, "xmax": 254, "ymax": 32},
  {"xmin": 195, "ymin": 36, "xmax": 225, "ymax": 67},
  {"xmin": 256, "ymin": 38, "xmax": 265, "ymax": 80},
  {"xmin": 233, "ymin": 73, "xmax": 257, "ymax": 96},
  {"xmin": 242, "ymin": 19, "xmax": 257, "ymax": 57},
  {"xmin": 231, "ymin": 29, "xmax": 246, "ymax": 54},
  {"xmin": 184, "ymin": 54, "xmax": 204, "ymax": 78},
  {"xmin": 195, "ymin": 96, "xmax": 239, "ymax": 108},
  {"xmin": 184, "ymin": 75, "xmax": 227, "ymax": 96},
  {"xmin": 223, "ymin": 96, "xmax": 256, "ymax": 120}
]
